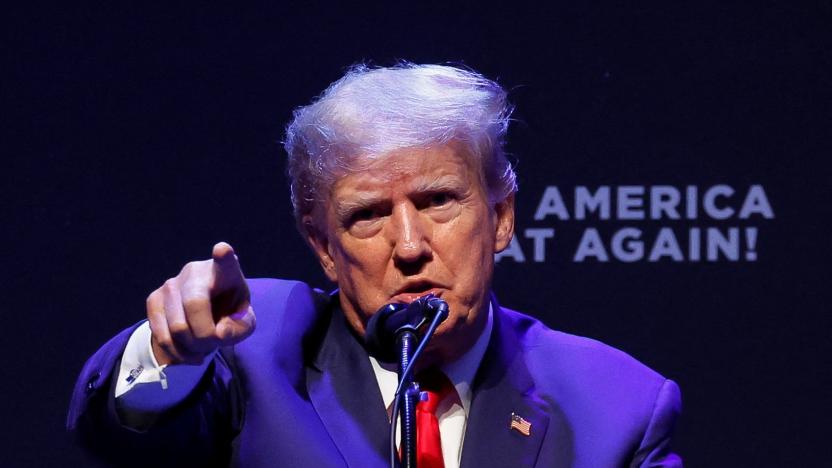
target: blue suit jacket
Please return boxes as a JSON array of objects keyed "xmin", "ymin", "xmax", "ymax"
[{"xmin": 68, "ymin": 279, "xmax": 682, "ymax": 467}]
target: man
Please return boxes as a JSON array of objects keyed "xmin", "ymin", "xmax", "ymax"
[{"xmin": 68, "ymin": 63, "xmax": 682, "ymax": 467}]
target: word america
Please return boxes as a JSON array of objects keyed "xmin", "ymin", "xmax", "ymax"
[{"xmin": 533, "ymin": 185, "xmax": 773, "ymax": 221}]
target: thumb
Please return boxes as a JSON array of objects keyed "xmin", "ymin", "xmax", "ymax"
[{"xmin": 216, "ymin": 305, "xmax": 257, "ymax": 345}]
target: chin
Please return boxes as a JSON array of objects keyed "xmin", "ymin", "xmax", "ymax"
[{"xmin": 426, "ymin": 308, "xmax": 482, "ymax": 359}]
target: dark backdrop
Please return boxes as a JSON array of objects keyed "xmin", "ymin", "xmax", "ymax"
[{"xmin": 5, "ymin": 2, "xmax": 831, "ymax": 466}]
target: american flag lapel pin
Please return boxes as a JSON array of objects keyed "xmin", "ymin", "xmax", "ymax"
[{"xmin": 510, "ymin": 412, "xmax": 532, "ymax": 436}]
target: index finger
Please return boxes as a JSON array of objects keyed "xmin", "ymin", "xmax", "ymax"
[{"xmin": 211, "ymin": 241, "xmax": 247, "ymax": 291}]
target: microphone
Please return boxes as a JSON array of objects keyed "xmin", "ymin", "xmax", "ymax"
[
  {"xmin": 366, "ymin": 294, "xmax": 449, "ymax": 468},
  {"xmin": 364, "ymin": 294, "xmax": 449, "ymax": 363}
]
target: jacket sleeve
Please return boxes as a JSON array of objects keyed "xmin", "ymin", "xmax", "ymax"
[
  {"xmin": 631, "ymin": 379, "xmax": 683, "ymax": 468},
  {"xmin": 66, "ymin": 322, "xmax": 243, "ymax": 468}
]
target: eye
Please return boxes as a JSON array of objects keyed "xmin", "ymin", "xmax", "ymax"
[
  {"xmin": 428, "ymin": 192, "xmax": 454, "ymax": 207},
  {"xmin": 349, "ymin": 208, "xmax": 378, "ymax": 224}
]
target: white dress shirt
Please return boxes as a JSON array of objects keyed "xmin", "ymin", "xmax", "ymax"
[{"xmin": 369, "ymin": 304, "xmax": 492, "ymax": 468}]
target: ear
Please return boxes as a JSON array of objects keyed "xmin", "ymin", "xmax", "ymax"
[
  {"xmin": 302, "ymin": 215, "xmax": 339, "ymax": 282},
  {"xmin": 492, "ymin": 193, "xmax": 515, "ymax": 253}
]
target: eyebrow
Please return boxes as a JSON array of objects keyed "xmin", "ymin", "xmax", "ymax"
[
  {"xmin": 333, "ymin": 191, "xmax": 386, "ymax": 220},
  {"xmin": 332, "ymin": 175, "xmax": 469, "ymax": 220},
  {"xmin": 410, "ymin": 175, "xmax": 467, "ymax": 194}
]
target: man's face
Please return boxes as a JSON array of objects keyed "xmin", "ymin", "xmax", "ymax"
[{"xmin": 305, "ymin": 143, "xmax": 515, "ymax": 364}]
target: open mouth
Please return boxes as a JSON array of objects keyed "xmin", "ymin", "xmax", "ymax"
[{"xmin": 391, "ymin": 281, "xmax": 444, "ymax": 304}]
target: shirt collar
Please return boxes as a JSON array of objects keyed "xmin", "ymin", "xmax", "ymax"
[{"xmin": 369, "ymin": 302, "xmax": 494, "ymax": 415}]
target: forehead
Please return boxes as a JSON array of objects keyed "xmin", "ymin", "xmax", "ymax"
[{"xmin": 331, "ymin": 145, "xmax": 481, "ymax": 196}]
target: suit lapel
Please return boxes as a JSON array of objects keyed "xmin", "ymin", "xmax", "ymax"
[
  {"xmin": 460, "ymin": 299, "xmax": 552, "ymax": 468},
  {"xmin": 306, "ymin": 303, "xmax": 390, "ymax": 468}
]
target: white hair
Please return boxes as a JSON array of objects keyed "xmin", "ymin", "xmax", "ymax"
[{"xmin": 283, "ymin": 62, "xmax": 516, "ymax": 227}]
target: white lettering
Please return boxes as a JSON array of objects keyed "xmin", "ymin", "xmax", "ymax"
[
  {"xmin": 707, "ymin": 227, "xmax": 739, "ymax": 261},
  {"xmin": 617, "ymin": 186, "xmax": 645, "ymax": 220},
  {"xmin": 686, "ymin": 186, "xmax": 698, "ymax": 219},
  {"xmin": 573, "ymin": 228, "xmax": 609, "ymax": 262},
  {"xmin": 650, "ymin": 186, "xmax": 681, "ymax": 219},
  {"xmin": 689, "ymin": 227, "xmax": 701, "ymax": 261},
  {"xmin": 648, "ymin": 228, "xmax": 684, "ymax": 261},
  {"xmin": 534, "ymin": 186, "xmax": 570, "ymax": 220},
  {"xmin": 745, "ymin": 227, "xmax": 758, "ymax": 261},
  {"xmin": 495, "ymin": 237, "xmax": 525, "ymax": 263},
  {"xmin": 611, "ymin": 228, "xmax": 643, "ymax": 262},
  {"xmin": 703, "ymin": 185, "xmax": 734, "ymax": 219},
  {"xmin": 524, "ymin": 228, "xmax": 555, "ymax": 262},
  {"xmin": 739, "ymin": 185, "xmax": 775, "ymax": 219},
  {"xmin": 575, "ymin": 186, "xmax": 610, "ymax": 220}
]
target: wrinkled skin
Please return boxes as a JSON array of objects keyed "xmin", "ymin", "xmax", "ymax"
[
  {"xmin": 146, "ymin": 242, "xmax": 256, "ymax": 366},
  {"xmin": 305, "ymin": 143, "xmax": 515, "ymax": 366}
]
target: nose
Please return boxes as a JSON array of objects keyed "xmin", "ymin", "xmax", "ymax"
[{"xmin": 389, "ymin": 202, "xmax": 432, "ymax": 267}]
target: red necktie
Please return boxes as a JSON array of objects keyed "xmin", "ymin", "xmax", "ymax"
[{"xmin": 415, "ymin": 369, "xmax": 457, "ymax": 468}]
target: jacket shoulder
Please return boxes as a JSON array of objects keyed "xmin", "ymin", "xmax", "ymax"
[
  {"xmin": 495, "ymin": 307, "xmax": 682, "ymax": 464},
  {"xmin": 498, "ymin": 306, "xmax": 667, "ymax": 384},
  {"xmin": 244, "ymin": 278, "xmax": 330, "ymax": 344},
  {"xmin": 234, "ymin": 278, "xmax": 331, "ymax": 382},
  {"xmin": 246, "ymin": 278, "xmax": 328, "ymax": 321},
  {"xmin": 497, "ymin": 307, "xmax": 679, "ymax": 438}
]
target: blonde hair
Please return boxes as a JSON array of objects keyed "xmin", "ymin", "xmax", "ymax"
[{"xmin": 284, "ymin": 62, "xmax": 516, "ymax": 226}]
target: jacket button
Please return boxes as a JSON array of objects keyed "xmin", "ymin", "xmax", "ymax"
[{"xmin": 85, "ymin": 372, "xmax": 101, "ymax": 394}]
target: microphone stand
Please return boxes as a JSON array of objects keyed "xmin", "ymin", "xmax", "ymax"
[
  {"xmin": 378, "ymin": 296, "xmax": 448, "ymax": 468},
  {"xmin": 396, "ymin": 330, "xmax": 419, "ymax": 468}
]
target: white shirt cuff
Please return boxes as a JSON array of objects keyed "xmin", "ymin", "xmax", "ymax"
[{"xmin": 114, "ymin": 321, "xmax": 214, "ymax": 413}]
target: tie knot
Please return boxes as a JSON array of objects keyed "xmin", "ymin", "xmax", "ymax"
[{"xmin": 415, "ymin": 369, "xmax": 457, "ymax": 414}]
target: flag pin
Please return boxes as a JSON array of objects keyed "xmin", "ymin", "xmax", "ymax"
[{"xmin": 510, "ymin": 412, "xmax": 531, "ymax": 436}]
